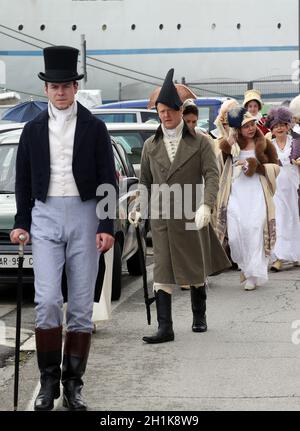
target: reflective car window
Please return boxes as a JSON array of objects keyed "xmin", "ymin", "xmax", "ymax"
[
  {"xmin": 0, "ymin": 144, "xmax": 17, "ymax": 192},
  {"xmin": 110, "ymin": 131, "xmax": 154, "ymax": 165},
  {"xmin": 140, "ymin": 111, "xmax": 159, "ymax": 123},
  {"xmin": 93, "ymin": 113, "xmax": 137, "ymax": 123}
]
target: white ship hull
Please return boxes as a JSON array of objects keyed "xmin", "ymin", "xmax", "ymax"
[{"xmin": 0, "ymin": 0, "xmax": 298, "ymax": 101}]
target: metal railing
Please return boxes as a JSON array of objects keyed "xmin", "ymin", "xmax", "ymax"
[{"xmin": 183, "ymin": 76, "xmax": 299, "ymax": 102}]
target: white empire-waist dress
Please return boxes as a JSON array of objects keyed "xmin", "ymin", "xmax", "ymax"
[
  {"xmin": 271, "ymin": 136, "xmax": 300, "ymax": 262},
  {"xmin": 227, "ymin": 149, "xmax": 269, "ymax": 285}
]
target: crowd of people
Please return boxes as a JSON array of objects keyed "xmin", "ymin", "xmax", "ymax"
[
  {"xmin": 129, "ymin": 74, "xmax": 300, "ymax": 344},
  {"xmin": 185, "ymin": 88, "xmax": 300, "ymax": 288}
]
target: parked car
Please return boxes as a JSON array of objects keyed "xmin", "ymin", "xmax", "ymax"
[
  {"xmin": 97, "ymin": 97, "xmax": 229, "ymax": 132},
  {"xmin": 91, "ymin": 108, "xmax": 159, "ymax": 124},
  {"xmin": 0, "ymin": 127, "xmax": 146, "ymax": 301},
  {"xmin": 0, "ymin": 121, "xmax": 24, "ymax": 134},
  {"xmin": 99, "ymin": 97, "xmax": 232, "ymax": 132},
  {"xmin": 107, "ymin": 122, "xmax": 159, "ymax": 177}
]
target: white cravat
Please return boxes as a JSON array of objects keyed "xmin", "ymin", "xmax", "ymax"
[
  {"xmin": 47, "ymin": 101, "xmax": 80, "ymax": 197},
  {"xmin": 162, "ymin": 120, "xmax": 184, "ymax": 163}
]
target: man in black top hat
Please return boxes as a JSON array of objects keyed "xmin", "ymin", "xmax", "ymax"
[
  {"xmin": 129, "ymin": 69, "xmax": 230, "ymax": 343},
  {"xmin": 10, "ymin": 46, "xmax": 117, "ymax": 410}
]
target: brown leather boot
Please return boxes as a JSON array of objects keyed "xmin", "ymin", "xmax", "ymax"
[
  {"xmin": 34, "ymin": 326, "xmax": 62, "ymax": 411},
  {"xmin": 61, "ymin": 331, "xmax": 91, "ymax": 411}
]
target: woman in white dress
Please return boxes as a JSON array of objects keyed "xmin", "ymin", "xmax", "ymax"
[
  {"xmin": 216, "ymin": 107, "xmax": 279, "ymax": 291},
  {"xmin": 264, "ymin": 107, "xmax": 300, "ymax": 271}
]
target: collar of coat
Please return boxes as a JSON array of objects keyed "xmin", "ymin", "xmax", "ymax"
[
  {"xmin": 31, "ymin": 101, "xmax": 92, "ymax": 125},
  {"xmin": 152, "ymin": 121, "xmax": 195, "ymax": 142},
  {"xmin": 146, "ymin": 121, "xmax": 203, "ymax": 179},
  {"xmin": 23, "ymin": 101, "xmax": 96, "ymax": 161},
  {"xmin": 219, "ymin": 127, "xmax": 278, "ymax": 165}
]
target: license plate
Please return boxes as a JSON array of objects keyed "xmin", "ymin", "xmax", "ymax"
[{"xmin": 0, "ymin": 255, "xmax": 33, "ymax": 269}]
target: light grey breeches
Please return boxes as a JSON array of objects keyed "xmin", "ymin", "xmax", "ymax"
[{"xmin": 30, "ymin": 197, "xmax": 100, "ymax": 332}]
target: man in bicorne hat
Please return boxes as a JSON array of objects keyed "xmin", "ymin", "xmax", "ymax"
[
  {"xmin": 10, "ymin": 46, "xmax": 117, "ymax": 410},
  {"xmin": 129, "ymin": 69, "xmax": 230, "ymax": 343}
]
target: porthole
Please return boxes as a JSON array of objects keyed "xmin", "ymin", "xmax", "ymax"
[
  {"xmin": 159, "ymin": 24, "xmax": 164, "ymax": 30},
  {"xmin": 18, "ymin": 25, "xmax": 23, "ymax": 31},
  {"xmin": 211, "ymin": 23, "xmax": 216, "ymax": 29},
  {"xmin": 277, "ymin": 23, "xmax": 281, "ymax": 29},
  {"xmin": 177, "ymin": 24, "xmax": 181, "ymax": 30},
  {"xmin": 40, "ymin": 24, "xmax": 45, "ymax": 31},
  {"xmin": 102, "ymin": 24, "xmax": 107, "ymax": 31},
  {"xmin": 131, "ymin": 24, "xmax": 136, "ymax": 30},
  {"xmin": 72, "ymin": 25, "xmax": 77, "ymax": 31},
  {"xmin": 237, "ymin": 23, "xmax": 241, "ymax": 29}
]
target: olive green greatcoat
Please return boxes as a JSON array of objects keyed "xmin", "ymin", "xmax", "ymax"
[{"xmin": 139, "ymin": 124, "xmax": 231, "ymax": 285}]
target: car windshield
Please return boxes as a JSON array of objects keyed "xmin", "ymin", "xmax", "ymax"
[
  {"xmin": 0, "ymin": 144, "xmax": 17, "ymax": 193},
  {"xmin": 110, "ymin": 130, "xmax": 155, "ymax": 165}
]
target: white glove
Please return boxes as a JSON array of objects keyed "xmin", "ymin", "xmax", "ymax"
[
  {"xmin": 195, "ymin": 204, "xmax": 211, "ymax": 230},
  {"xmin": 128, "ymin": 210, "xmax": 142, "ymax": 227}
]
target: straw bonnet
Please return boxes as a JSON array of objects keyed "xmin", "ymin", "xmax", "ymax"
[
  {"xmin": 243, "ymin": 89, "xmax": 263, "ymax": 110},
  {"xmin": 182, "ymin": 98, "xmax": 197, "ymax": 110}
]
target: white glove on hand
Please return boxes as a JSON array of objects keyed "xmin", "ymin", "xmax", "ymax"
[
  {"xmin": 128, "ymin": 210, "xmax": 142, "ymax": 227},
  {"xmin": 195, "ymin": 204, "xmax": 211, "ymax": 230}
]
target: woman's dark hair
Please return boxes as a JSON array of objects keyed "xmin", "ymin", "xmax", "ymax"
[{"xmin": 183, "ymin": 104, "xmax": 198, "ymax": 117}]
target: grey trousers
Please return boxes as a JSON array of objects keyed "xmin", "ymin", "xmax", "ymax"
[{"xmin": 30, "ymin": 197, "xmax": 100, "ymax": 332}]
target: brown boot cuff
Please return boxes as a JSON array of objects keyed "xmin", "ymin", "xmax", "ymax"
[
  {"xmin": 64, "ymin": 332, "xmax": 91, "ymax": 359},
  {"xmin": 35, "ymin": 326, "xmax": 63, "ymax": 352}
]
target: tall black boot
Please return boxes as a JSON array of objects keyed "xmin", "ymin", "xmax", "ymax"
[
  {"xmin": 191, "ymin": 285, "xmax": 207, "ymax": 332},
  {"xmin": 61, "ymin": 331, "xmax": 91, "ymax": 411},
  {"xmin": 34, "ymin": 326, "xmax": 62, "ymax": 411},
  {"xmin": 142, "ymin": 290, "xmax": 174, "ymax": 343}
]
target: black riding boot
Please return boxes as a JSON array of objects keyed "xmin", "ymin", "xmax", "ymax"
[
  {"xmin": 191, "ymin": 285, "xmax": 207, "ymax": 332},
  {"xmin": 61, "ymin": 331, "xmax": 91, "ymax": 411},
  {"xmin": 34, "ymin": 326, "xmax": 62, "ymax": 411},
  {"xmin": 142, "ymin": 290, "xmax": 174, "ymax": 343}
]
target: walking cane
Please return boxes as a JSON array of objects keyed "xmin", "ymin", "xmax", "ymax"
[
  {"xmin": 13, "ymin": 233, "xmax": 26, "ymax": 411},
  {"xmin": 135, "ymin": 225, "xmax": 155, "ymax": 325}
]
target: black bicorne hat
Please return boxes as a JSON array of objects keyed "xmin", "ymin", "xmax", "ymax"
[
  {"xmin": 155, "ymin": 68, "xmax": 182, "ymax": 111},
  {"xmin": 38, "ymin": 45, "xmax": 84, "ymax": 82}
]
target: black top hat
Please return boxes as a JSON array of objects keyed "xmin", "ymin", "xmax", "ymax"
[
  {"xmin": 156, "ymin": 69, "xmax": 182, "ymax": 111},
  {"xmin": 38, "ymin": 45, "xmax": 84, "ymax": 82}
]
